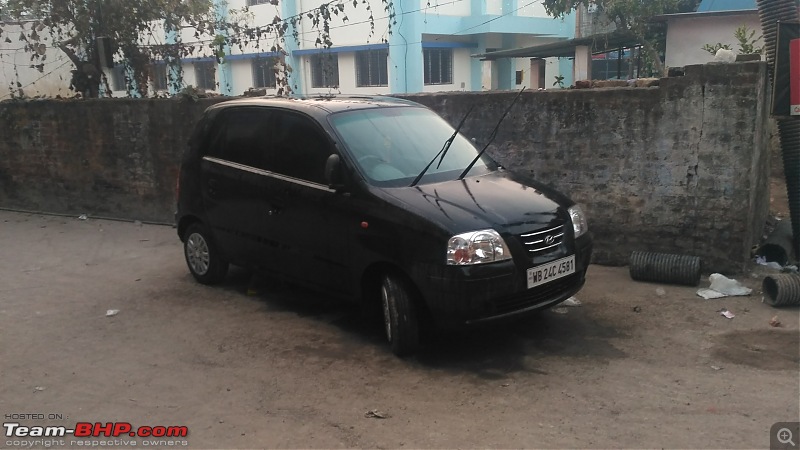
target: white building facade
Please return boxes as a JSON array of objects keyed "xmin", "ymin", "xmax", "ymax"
[
  {"xmin": 659, "ymin": 0, "xmax": 761, "ymax": 68},
  {"xmin": 0, "ymin": 21, "xmax": 76, "ymax": 99},
  {"xmin": 1, "ymin": 0, "xmax": 576, "ymax": 99},
  {"xmin": 157, "ymin": 0, "xmax": 576, "ymax": 97}
]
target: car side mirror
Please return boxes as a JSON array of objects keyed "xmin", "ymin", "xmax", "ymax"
[{"xmin": 325, "ymin": 154, "xmax": 345, "ymax": 190}]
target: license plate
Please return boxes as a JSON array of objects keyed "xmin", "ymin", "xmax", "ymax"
[{"xmin": 527, "ymin": 255, "xmax": 576, "ymax": 289}]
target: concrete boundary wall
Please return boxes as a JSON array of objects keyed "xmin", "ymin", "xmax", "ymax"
[
  {"xmin": 0, "ymin": 62, "xmax": 771, "ymax": 272},
  {"xmin": 400, "ymin": 62, "xmax": 771, "ymax": 272},
  {"xmin": 0, "ymin": 98, "xmax": 227, "ymax": 223}
]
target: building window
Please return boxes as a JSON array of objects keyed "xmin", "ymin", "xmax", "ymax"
[
  {"xmin": 252, "ymin": 57, "xmax": 278, "ymax": 88},
  {"xmin": 110, "ymin": 64, "xmax": 127, "ymax": 91},
  {"xmin": 423, "ymin": 48, "xmax": 453, "ymax": 85},
  {"xmin": 194, "ymin": 61, "xmax": 216, "ymax": 90},
  {"xmin": 355, "ymin": 49, "xmax": 388, "ymax": 87},
  {"xmin": 150, "ymin": 64, "xmax": 168, "ymax": 91},
  {"xmin": 247, "ymin": 0, "xmax": 270, "ymax": 5},
  {"xmin": 516, "ymin": 70, "xmax": 523, "ymax": 85},
  {"xmin": 310, "ymin": 53, "xmax": 339, "ymax": 88}
]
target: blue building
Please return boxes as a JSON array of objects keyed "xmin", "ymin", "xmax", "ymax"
[
  {"xmin": 697, "ymin": 0, "xmax": 757, "ymax": 12},
  {"xmin": 111, "ymin": 0, "xmax": 576, "ymax": 96}
]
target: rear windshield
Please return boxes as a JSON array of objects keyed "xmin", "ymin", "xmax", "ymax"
[{"xmin": 329, "ymin": 106, "xmax": 495, "ymax": 187}]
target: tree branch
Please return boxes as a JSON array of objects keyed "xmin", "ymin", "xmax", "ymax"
[{"xmin": 57, "ymin": 42, "xmax": 83, "ymax": 67}]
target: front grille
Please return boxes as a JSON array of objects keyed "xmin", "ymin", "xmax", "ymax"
[
  {"xmin": 490, "ymin": 273, "xmax": 581, "ymax": 316},
  {"xmin": 518, "ymin": 223, "xmax": 565, "ymax": 256}
]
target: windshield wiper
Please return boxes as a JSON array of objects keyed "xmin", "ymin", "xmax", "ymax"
[
  {"xmin": 409, "ymin": 104, "xmax": 475, "ymax": 187},
  {"xmin": 457, "ymin": 87, "xmax": 525, "ymax": 180}
]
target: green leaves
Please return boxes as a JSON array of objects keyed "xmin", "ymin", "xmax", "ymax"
[
  {"xmin": 702, "ymin": 42, "xmax": 732, "ymax": 55},
  {"xmin": 702, "ymin": 25, "xmax": 763, "ymax": 56},
  {"xmin": 2, "ymin": 0, "xmax": 382, "ymax": 97},
  {"xmin": 734, "ymin": 24, "xmax": 762, "ymax": 55}
]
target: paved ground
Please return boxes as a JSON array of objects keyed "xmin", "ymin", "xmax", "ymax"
[{"xmin": 1, "ymin": 210, "xmax": 798, "ymax": 449}]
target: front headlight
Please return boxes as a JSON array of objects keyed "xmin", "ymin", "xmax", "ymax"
[
  {"xmin": 569, "ymin": 205, "xmax": 588, "ymax": 238},
  {"xmin": 446, "ymin": 229, "xmax": 512, "ymax": 265}
]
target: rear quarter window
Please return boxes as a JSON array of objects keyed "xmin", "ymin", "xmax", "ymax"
[
  {"xmin": 201, "ymin": 106, "xmax": 333, "ymax": 185},
  {"xmin": 204, "ymin": 108, "xmax": 271, "ymax": 168}
]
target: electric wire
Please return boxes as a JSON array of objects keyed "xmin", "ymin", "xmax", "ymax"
[{"xmin": 0, "ymin": 58, "xmax": 71, "ymax": 99}]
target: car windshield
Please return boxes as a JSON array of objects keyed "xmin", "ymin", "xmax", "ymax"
[{"xmin": 329, "ymin": 106, "xmax": 495, "ymax": 186}]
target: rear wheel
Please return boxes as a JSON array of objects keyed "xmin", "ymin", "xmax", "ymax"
[
  {"xmin": 381, "ymin": 274, "xmax": 420, "ymax": 356},
  {"xmin": 184, "ymin": 223, "xmax": 228, "ymax": 285}
]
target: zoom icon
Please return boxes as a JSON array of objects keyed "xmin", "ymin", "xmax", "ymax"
[{"xmin": 772, "ymin": 422, "xmax": 800, "ymax": 449}]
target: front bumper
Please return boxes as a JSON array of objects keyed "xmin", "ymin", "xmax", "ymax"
[{"xmin": 417, "ymin": 234, "xmax": 592, "ymax": 329}]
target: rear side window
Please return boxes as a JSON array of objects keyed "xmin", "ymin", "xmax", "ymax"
[
  {"xmin": 204, "ymin": 108, "xmax": 271, "ymax": 168},
  {"xmin": 203, "ymin": 107, "xmax": 332, "ymax": 185}
]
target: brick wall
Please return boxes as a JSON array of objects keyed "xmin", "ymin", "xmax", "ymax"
[
  {"xmin": 401, "ymin": 62, "xmax": 771, "ymax": 272},
  {"xmin": 0, "ymin": 98, "xmax": 226, "ymax": 223},
  {"xmin": 0, "ymin": 62, "xmax": 770, "ymax": 272}
]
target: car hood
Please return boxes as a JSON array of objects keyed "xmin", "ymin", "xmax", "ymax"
[{"xmin": 382, "ymin": 170, "xmax": 569, "ymax": 234}]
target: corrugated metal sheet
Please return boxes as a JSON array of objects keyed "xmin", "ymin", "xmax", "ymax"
[{"xmin": 698, "ymin": 0, "xmax": 758, "ymax": 12}]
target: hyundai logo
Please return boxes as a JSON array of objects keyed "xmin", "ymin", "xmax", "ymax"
[{"xmin": 545, "ymin": 235, "xmax": 556, "ymax": 245}]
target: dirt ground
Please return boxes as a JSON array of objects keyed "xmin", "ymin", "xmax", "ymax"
[{"xmin": 1, "ymin": 209, "xmax": 798, "ymax": 449}]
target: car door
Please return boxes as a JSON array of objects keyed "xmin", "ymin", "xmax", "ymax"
[
  {"xmin": 253, "ymin": 109, "xmax": 354, "ymax": 294},
  {"xmin": 200, "ymin": 108, "xmax": 274, "ymax": 267}
]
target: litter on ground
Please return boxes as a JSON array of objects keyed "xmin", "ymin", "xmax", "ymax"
[
  {"xmin": 754, "ymin": 256, "xmax": 798, "ymax": 273},
  {"xmin": 697, "ymin": 289, "xmax": 727, "ymax": 299},
  {"xmin": 365, "ymin": 410, "xmax": 389, "ymax": 419},
  {"xmin": 696, "ymin": 274, "xmax": 752, "ymax": 299}
]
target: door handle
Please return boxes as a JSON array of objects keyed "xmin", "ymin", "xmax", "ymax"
[{"xmin": 207, "ymin": 178, "xmax": 220, "ymax": 196}]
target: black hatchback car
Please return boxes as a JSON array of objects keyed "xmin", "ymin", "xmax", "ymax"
[{"xmin": 176, "ymin": 96, "xmax": 592, "ymax": 355}]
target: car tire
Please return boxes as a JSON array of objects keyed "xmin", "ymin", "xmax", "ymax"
[
  {"xmin": 381, "ymin": 273, "xmax": 420, "ymax": 356},
  {"xmin": 184, "ymin": 223, "xmax": 228, "ymax": 285}
]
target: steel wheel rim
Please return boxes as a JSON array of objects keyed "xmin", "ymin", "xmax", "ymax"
[
  {"xmin": 381, "ymin": 282, "xmax": 392, "ymax": 341},
  {"xmin": 186, "ymin": 232, "xmax": 210, "ymax": 276}
]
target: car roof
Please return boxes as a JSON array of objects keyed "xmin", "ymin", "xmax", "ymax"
[{"xmin": 204, "ymin": 95, "xmax": 424, "ymax": 119}]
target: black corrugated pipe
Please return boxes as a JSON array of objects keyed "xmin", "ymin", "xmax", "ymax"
[
  {"xmin": 757, "ymin": 219, "xmax": 796, "ymax": 264},
  {"xmin": 778, "ymin": 119, "xmax": 800, "ymax": 257},
  {"xmin": 756, "ymin": 0, "xmax": 800, "ymax": 257},
  {"xmin": 762, "ymin": 274, "xmax": 800, "ymax": 306},
  {"xmin": 757, "ymin": 0, "xmax": 799, "ymax": 72},
  {"xmin": 629, "ymin": 251, "xmax": 702, "ymax": 286}
]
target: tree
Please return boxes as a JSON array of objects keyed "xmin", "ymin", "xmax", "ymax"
[
  {"xmin": 0, "ymin": 0, "xmax": 390, "ymax": 98},
  {"xmin": 1, "ymin": 0, "xmax": 219, "ymax": 97},
  {"xmin": 542, "ymin": 0, "xmax": 701, "ymax": 76}
]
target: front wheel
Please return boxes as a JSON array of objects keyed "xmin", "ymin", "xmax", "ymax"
[
  {"xmin": 184, "ymin": 223, "xmax": 228, "ymax": 285},
  {"xmin": 381, "ymin": 274, "xmax": 420, "ymax": 356}
]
